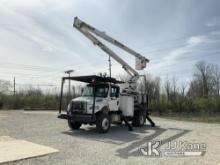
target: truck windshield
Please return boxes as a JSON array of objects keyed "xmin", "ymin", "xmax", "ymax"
[{"xmin": 82, "ymin": 84, "xmax": 109, "ymax": 97}]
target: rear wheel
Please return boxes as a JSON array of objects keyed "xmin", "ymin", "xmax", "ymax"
[
  {"xmin": 68, "ymin": 120, "xmax": 82, "ymax": 130},
  {"xmin": 132, "ymin": 111, "xmax": 145, "ymax": 127},
  {"xmin": 96, "ymin": 113, "xmax": 111, "ymax": 133}
]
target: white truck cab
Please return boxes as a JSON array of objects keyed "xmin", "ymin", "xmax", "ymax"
[{"xmin": 68, "ymin": 83, "xmax": 120, "ymax": 114}]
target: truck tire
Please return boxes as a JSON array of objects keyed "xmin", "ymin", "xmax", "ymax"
[
  {"xmin": 96, "ymin": 113, "xmax": 111, "ymax": 133},
  {"xmin": 68, "ymin": 120, "xmax": 82, "ymax": 130},
  {"xmin": 132, "ymin": 111, "xmax": 145, "ymax": 127}
]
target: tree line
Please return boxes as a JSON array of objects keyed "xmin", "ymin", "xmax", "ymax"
[
  {"xmin": 0, "ymin": 60, "xmax": 220, "ymax": 117},
  {"xmin": 143, "ymin": 61, "xmax": 220, "ymax": 116}
]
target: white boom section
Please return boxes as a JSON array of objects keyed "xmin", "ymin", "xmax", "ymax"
[{"xmin": 73, "ymin": 17, "xmax": 149, "ymax": 82}]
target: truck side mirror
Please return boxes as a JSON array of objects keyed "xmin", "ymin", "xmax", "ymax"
[{"xmin": 81, "ymin": 88, "xmax": 84, "ymax": 94}]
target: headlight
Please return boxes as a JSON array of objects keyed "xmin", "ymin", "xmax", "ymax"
[{"xmin": 67, "ymin": 104, "xmax": 71, "ymax": 112}]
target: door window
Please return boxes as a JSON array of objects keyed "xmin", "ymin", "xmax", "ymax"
[{"xmin": 110, "ymin": 86, "xmax": 119, "ymax": 98}]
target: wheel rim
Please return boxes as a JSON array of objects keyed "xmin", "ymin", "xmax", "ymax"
[{"xmin": 102, "ymin": 118, "xmax": 109, "ymax": 130}]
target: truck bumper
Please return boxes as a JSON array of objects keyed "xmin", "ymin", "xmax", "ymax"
[{"xmin": 57, "ymin": 113, "xmax": 96, "ymax": 123}]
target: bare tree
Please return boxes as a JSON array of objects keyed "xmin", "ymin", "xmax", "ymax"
[
  {"xmin": 164, "ymin": 76, "xmax": 171, "ymax": 102},
  {"xmin": 180, "ymin": 83, "xmax": 187, "ymax": 97},
  {"xmin": 0, "ymin": 80, "xmax": 12, "ymax": 94},
  {"xmin": 75, "ymin": 85, "xmax": 83, "ymax": 96},
  {"xmin": 188, "ymin": 78, "xmax": 202, "ymax": 97},
  {"xmin": 154, "ymin": 77, "xmax": 161, "ymax": 101},
  {"xmin": 172, "ymin": 76, "xmax": 178, "ymax": 97},
  {"xmin": 72, "ymin": 86, "xmax": 76, "ymax": 97},
  {"xmin": 212, "ymin": 64, "xmax": 220, "ymax": 96},
  {"xmin": 116, "ymin": 74, "xmax": 130, "ymax": 82},
  {"xmin": 194, "ymin": 61, "xmax": 214, "ymax": 97}
]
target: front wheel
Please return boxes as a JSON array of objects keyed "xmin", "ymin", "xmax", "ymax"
[
  {"xmin": 68, "ymin": 120, "xmax": 82, "ymax": 130},
  {"xmin": 96, "ymin": 113, "xmax": 111, "ymax": 133}
]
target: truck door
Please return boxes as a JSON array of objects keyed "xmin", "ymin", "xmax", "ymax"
[{"xmin": 109, "ymin": 86, "xmax": 120, "ymax": 111}]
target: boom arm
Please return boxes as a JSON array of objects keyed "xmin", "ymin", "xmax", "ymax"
[{"xmin": 73, "ymin": 17, "xmax": 149, "ymax": 82}]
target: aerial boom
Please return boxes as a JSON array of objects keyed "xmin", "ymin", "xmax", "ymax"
[{"xmin": 73, "ymin": 17, "xmax": 149, "ymax": 82}]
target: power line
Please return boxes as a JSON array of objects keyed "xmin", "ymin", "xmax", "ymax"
[{"xmin": 13, "ymin": 76, "xmax": 15, "ymax": 96}]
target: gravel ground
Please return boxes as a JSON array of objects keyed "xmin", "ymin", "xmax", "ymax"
[{"xmin": 0, "ymin": 110, "xmax": 220, "ymax": 165}]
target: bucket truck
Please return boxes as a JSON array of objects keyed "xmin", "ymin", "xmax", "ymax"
[{"xmin": 58, "ymin": 17, "xmax": 155, "ymax": 133}]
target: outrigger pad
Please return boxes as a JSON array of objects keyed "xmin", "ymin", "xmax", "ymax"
[
  {"xmin": 122, "ymin": 117, "xmax": 133, "ymax": 131},
  {"xmin": 146, "ymin": 115, "xmax": 155, "ymax": 127}
]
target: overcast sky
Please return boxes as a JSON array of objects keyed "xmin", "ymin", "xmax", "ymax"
[{"xmin": 0, "ymin": 0, "xmax": 220, "ymax": 90}]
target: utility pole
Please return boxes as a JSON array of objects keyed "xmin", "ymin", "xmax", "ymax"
[
  {"xmin": 13, "ymin": 76, "xmax": 15, "ymax": 96},
  {"xmin": 108, "ymin": 55, "xmax": 111, "ymax": 78},
  {"xmin": 65, "ymin": 70, "xmax": 74, "ymax": 99}
]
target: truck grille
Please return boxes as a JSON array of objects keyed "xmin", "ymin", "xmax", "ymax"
[{"xmin": 71, "ymin": 101, "xmax": 87, "ymax": 113}]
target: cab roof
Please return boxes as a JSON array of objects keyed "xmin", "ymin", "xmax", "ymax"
[{"xmin": 62, "ymin": 75, "xmax": 124, "ymax": 84}]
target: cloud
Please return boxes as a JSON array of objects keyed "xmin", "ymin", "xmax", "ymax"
[
  {"xmin": 1, "ymin": 0, "xmax": 72, "ymax": 11},
  {"xmin": 166, "ymin": 35, "xmax": 210, "ymax": 61},
  {"xmin": 187, "ymin": 36, "xmax": 206, "ymax": 46},
  {"xmin": 205, "ymin": 16, "xmax": 220, "ymax": 27},
  {"xmin": 0, "ymin": 3, "xmax": 98, "ymax": 70},
  {"xmin": 161, "ymin": 35, "xmax": 207, "ymax": 63},
  {"xmin": 211, "ymin": 31, "xmax": 220, "ymax": 35},
  {"xmin": 148, "ymin": 32, "xmax": 220, "ymax": 80}
]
